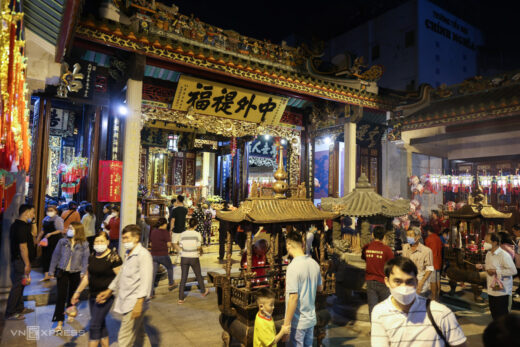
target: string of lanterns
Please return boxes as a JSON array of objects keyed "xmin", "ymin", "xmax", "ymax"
[
  {"xmin": 0, "ymin": 0, "xmax": 30, "ymax": 171},
  {"xmin": 410, "ymin": 173, "xmax": 520, "ymax": 195}
]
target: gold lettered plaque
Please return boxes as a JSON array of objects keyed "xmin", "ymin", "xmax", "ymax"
[{"xmin": 172, "ymin": 75, "xmax": 288, "ymax": 125}]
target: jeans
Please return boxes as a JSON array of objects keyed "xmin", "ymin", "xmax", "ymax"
[
  {"xmin": 288, "ymin": 326, "xmax": 314, "ymax": 347},
  {"xmin": 5, "ymin": 258, "xmax": 25, "ymax": 317},
  {"xmin": 218, "ymin": 229, "xmax": 227, "ymax": 259},
  {"xmin": 152, "ymin": 255, "xmax": 174, "ymax": 294},
  {"xmin": 88, "ymin": 296, "xmax": 114, "ymax": 340},
  {"xmin": 366, "ymin": 280, "xmax": 390, "ymax": 319},
  {"xmin": 118, "ymin": 309, "xmax": 151, "ymax": 347},
  {"xmin": 489, "ymin": 294, "xmax": 510, "ymax": 320},
  {"xmin": 53, "ymin": 270, "xmax": 81, "ymax": 322},
  {"xmin": 179, "ymin": 257, "xmax": 205, "ymax": 300}
]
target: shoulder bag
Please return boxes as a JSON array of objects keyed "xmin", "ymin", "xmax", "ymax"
[{"xmin": 426, "ymin": 299, "xmax": 451, "ymax": 347}]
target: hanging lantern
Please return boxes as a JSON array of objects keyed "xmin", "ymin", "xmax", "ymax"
[
  {"xmin": 480, "ymin": 176, "xmax": 492, "ymax": 188},
  {"xmin": 451, "ymin": 176, "xmax": 460, "ymax": 192},
  {"xmin": 461, "ymin": 175, "xmax": 472, "ymax": 192},
  {"xmin": 512, "ymin": 175, "xmax": 520, "ymax": 188},
  {"xmin": 496, "ymin": 175, "xmax": 508, "ymax": 194}
]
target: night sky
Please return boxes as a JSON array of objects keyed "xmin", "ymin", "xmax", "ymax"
[{"xmin": 167, "ymin": 0, "xmax": 519, "ymax": 70}]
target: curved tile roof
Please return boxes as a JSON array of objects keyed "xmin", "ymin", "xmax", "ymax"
[{"xmin": 321, "ymin": 174, "xmax": 410, "ymax": 217}]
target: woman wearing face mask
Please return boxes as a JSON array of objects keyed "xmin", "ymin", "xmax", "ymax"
[
  {"xmin": 71, "ymin": 231, "xmax": 122, "ymax": 347},
  {"xmin": 49, "ymin": 222, "xmax": 90, "ymax": 333},
  {"xmin": 476, "ymin": 233, "xmax": 518, "ymax": 320},
  {"xmin": 37, "ymin": 205, "xmax": 64, "ymax": 281}
]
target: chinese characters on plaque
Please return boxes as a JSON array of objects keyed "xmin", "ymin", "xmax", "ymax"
[
  {"xmin": 172, "ymin": 76, "xmax": 288, "ymax": 125},
  {"xmin": 98, "ymin": 161, "xmax": 123, "ymax": 202}
]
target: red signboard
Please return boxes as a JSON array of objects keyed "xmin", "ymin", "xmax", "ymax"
[{"xmin": 98, "ymin": 160, "xmax": 123, "ymax": 202}]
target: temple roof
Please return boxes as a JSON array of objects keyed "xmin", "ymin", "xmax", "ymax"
[
  {"xmin": 76, "ymin": 22, "xmax": 391, "ymax": 109},
  {"xmin": 74, "ymin": 0, "xmax": 395, "ymax": 109},
  {"xmin": 447, "ymin": 204, "xmax": 512, "ymax": 220},
  {"xmin": 217, "ymin": 198, "xmax": 337, "ymax": 224},
  {"xmin": 321, "ymin": 174, "xmax": 410, "ymax": 217},
  {"xmin": 395, "ymin": 73, "xmax": 520, "ymax": 131}
]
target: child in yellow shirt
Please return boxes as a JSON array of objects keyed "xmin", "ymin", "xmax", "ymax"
[{"xmin": 254, "ymin": 288, "xmax": 290, "ymax": 347}]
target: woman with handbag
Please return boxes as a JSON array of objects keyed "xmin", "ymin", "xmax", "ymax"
[
  {"xmin": 49, "ymin": 222, "xmax": 90, "ymax": 333},
  {"xmin": 37, "ymin": 205, "xmax": 64, "ymax": 282},
  {"xmin": 477, "ymin": 232, "xmax": 518, "ymax": 320},
  {"xmin": 71, "ymin": 231, "xmax": 122, "ymax": 347}
]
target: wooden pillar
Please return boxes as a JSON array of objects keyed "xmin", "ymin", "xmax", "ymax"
[
  {"xmin": 240, "ymin": 141, "xmax": 249, "ymax": 200},
  {"xmin": 87, "ymin": 106, "xmax": 101, "ymax": 213},
  {"xmin": 32, "ymin": 97, "xmax": 52, "ymax": 232}
]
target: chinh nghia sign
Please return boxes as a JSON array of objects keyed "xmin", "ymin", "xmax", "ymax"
[{"xmin": 172, "ymin": 76, "xmax": 288, "ymax": 125}]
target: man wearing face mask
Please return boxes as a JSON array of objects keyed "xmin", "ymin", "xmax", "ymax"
[
  {"xmin": 96, "ymin": 224, "xmax": 153, "ymax": 347},
  {"xmin": 371, "ymin": 256, "xmax": 467, "ymax": 347},
  {"xmin": 5, "ymin": 204, "xmax": 37, "ymax": 320},
  {"xmin": 402, "ymin": 227, "xmax": 434, "ymax": 298}
]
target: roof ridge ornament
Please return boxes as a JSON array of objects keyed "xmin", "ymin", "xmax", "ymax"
[
  {"xmin": 272, "ymin": 145, "xmax": 288, "ymax": 198},
  {"xmin": 356, "ymin": 173, "xmax": 372, "ymax": 189}
]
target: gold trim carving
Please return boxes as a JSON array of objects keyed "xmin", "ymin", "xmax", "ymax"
[
  {"xmin": 76, "ymin": 25, "xmax": 388, "ymax": 109},
  {"xmin": 141, "ymin": 105, "xmax": 302, "ymax": 184}
]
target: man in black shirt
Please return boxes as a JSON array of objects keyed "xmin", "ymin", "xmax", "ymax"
[
  {"xmin": 169, "ymin": 195, "xmax": 188, "ymax": 264},
  {"xmin": 5, "ymin": 204, "xmax": 36, "ymax": 320}
]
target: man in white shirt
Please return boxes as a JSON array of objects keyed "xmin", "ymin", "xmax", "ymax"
[
  {"xmin": 283, "ymin": 231, "xmax": 322, "ymax": 347},
  {"xmin": 371, "ymin": 256, "xmax": 467, "ymax": 347},
  {"xmin": 97, "ymin": 224, "xmax": 153, "ymax": 347}
]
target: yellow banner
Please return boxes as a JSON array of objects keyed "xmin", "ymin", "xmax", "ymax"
[{"xmin": 172, "ymin": 75, "xmax": 288, "ymax": 125}]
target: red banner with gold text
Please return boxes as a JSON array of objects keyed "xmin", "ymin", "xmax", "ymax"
[{"xmin": 97, "ymin": 161, "xmax": 123, "ymax": 202}]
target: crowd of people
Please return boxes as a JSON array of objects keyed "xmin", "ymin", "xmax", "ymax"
[{"xmin": 4, "ymin": 198, "xmax": 520, "ymax": 346}]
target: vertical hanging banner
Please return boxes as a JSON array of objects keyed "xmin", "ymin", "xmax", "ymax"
[
  {"xmin": 98, "ymin": 161, "xmax": 123, "ymax": 202},
  {"xmin": 172, "ymin": 75, "xmax": 288, "ymax": 125}
]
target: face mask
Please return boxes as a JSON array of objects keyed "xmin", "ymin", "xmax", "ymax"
[
  {"xmin": 390, "ymin": 285, "xmax": 417, "ymax": 305},
  {"xmin": 123, "ymin": 242, "xmax": 135, "ymax": 250},
  {"xmin": 94, "ymin": 244, "xmax": 108, "ymax": 253},
  {"xmin": 483, "ymin": 242, "xmax": 493, "ymax": 251},
  {"xmin": 407, "ymin": 237, "xmax": 416, "ymax": 245},
  {"xmin": 47, "ymin": 211, "xmax": 56, "ymax": 218},
  {"xmin": 66, "ymin": 228, "xmax": 75, "ymax": 238}
]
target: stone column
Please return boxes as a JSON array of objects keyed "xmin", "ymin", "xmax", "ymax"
[
  {"xmin": 119, "ymin": 79, "xmax": 143, "ymax": 253},
  {"xmin": 344, "ymin": 122, "xmax": 357, "ymax": 194}
]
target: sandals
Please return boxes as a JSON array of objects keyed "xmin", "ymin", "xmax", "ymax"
[
  {"xmin": 202, "ymin": 289, "xmax": 210, "ymax": 297},
  {"xmin": 177, "ymin": 300, "xmax": 184, "ymax": 304},
  {"xmin": 168, "ymin": 284, "xmax": 177, "ymax": 291},
  {"xmin": 54, "ymin": 324, "xmax": 64, "ymax": 334},
  {"xmin": 6, "ymin": 314, "xmax": 25, "ymax": 320}
]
